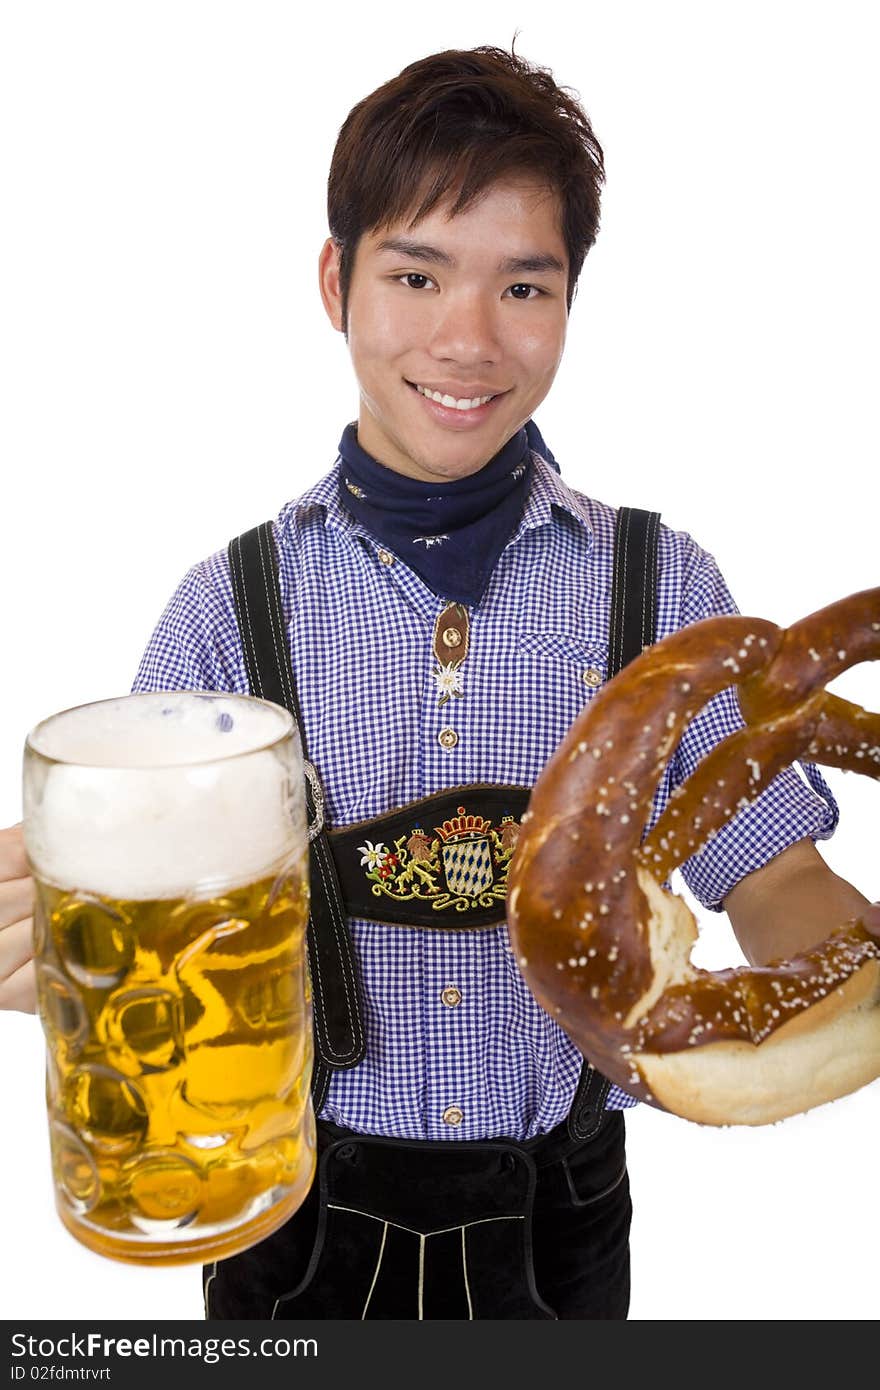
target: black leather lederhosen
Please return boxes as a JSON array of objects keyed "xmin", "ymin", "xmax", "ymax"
[{"xmin": 203, "ymin": 505, "xmax": 660, "ymax": 1320}]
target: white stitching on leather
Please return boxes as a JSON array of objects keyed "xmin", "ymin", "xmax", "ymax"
[
  {"xmin": 309, "ymin": 836, "xmax": 363, "ymax": 1062},
  {"xmin": 611, "ymin": 508, "xmax": 631, "ymax": 672},
  {"xmin": 256, "ymin": 524, "xmax": 296, "ymax": 713},
  {"xmin": 360, "ymin": 1221, "xmax": 389, "ymax": 1319},
  {"xmin": 461, "ymin": 1226, "xmax": 473, "ymax": 1320},
  {"xmin": 610, "ymin": 515, "xmax": 622, "ymax": 671},
  {"xmin": 203, "ymin": 1262, "xmax": 217, "ymax": 1318},
  {"xmin": 650, "ymin": 512, "xmax": 659, "ymax": 642},
  {"xmin": 643, "ymin": 512, "xmax": 659, "ymax": 649},
  {"xmin": 642, "ymin": 512, "xmax": 650, "ymax": 648},
  {"xmin": 327, "ymin": 1203, "xmax": 525, "ymax": 1239},
  {"xmin": 230, "ymin": 537, "xmax": 264, "ymax": 697}
]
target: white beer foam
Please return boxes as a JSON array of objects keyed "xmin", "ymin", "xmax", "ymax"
[
  {"xmin": 24, "ymin": 693, "xmax": 307, "ymax": 900},
  {"xmin": 29, "ymin": 691, "xmax": 290, "ymax": 767}
]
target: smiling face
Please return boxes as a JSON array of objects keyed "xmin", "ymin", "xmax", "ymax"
[{"xmin": 318, "ymin": 177, "xmax": 570, "ymax": 483}]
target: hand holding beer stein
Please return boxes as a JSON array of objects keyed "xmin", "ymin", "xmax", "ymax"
[
  {"xmin": 22, "ymin": 691, "xmax": 315, "ymax": 1264},
  {"xmin": 0, "ymin": 823, "xmax": 36, "ymax": 1013}
]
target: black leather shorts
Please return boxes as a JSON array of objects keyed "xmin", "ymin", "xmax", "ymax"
[{"xmin": 204, "ymin": 1108, "xmax": 631, "ymax": 1321}]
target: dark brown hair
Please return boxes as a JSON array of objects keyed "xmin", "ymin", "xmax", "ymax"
[{"xmin": 327, "ymin": 41, "xmax": 605, "ymax": 335}]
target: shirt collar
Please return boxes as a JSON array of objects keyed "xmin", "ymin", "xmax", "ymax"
[{"xmin": 512, "ymin": 449, "xmax": 594, "ymax": 549}]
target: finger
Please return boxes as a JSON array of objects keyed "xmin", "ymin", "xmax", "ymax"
[
  {"xmin": 0, "ymin": 916, "xmax": 35, "ymax": 978},
  {"xmin": 0, "ymin": 876, "xmax": 35, "ymax": 927},
  {"xmin": 0, "ymin": 823, "xmax": 28, "ymax": 880},
  {"xmin": 0, "ymin": 957, "xmax": 37, "ymax": 1014}
]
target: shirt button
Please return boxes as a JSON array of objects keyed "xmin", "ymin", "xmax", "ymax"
[
  {"xmin": 442, "ymin": 1105, "xmax": 464, "ymax": 1126},
  {"xmin": 441, "ymin": 986, "xmax": 462, "ymax": 1008},
  {"xmin": 441, "ymin": 626, "xmax": 462, "ymax": 648},
  {"xmin": 582, "ymin": 667, "xmax": 603, "ymax": 688},
  {"xmin": 438, "ymin": 727, "xmax": 459, "ymax": 751},
  {"xmin": 377, "ymin": 548, "xmax": 395, "ymax": 566}
]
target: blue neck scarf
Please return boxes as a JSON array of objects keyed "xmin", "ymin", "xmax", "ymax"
[{"xmin": 337, "ymin": 419, "xmax": 559, "ymax": 608}]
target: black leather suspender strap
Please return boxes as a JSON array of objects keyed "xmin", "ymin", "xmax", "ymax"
[
  {"xmin": 228, "ymin": 523, "xmax": 365, "ymax": 1112},
  {"xmin": 608, "ymin": 505, "xmax": 661, "ymax": 676},
  {"xmin": 567, "ymin": 505, "xmax": 661, "ymax": 1140}
]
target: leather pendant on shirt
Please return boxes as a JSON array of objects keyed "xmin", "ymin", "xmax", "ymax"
[{"xmin": 432, "ymin": 602, "xmax": 469, "ymax": 705}]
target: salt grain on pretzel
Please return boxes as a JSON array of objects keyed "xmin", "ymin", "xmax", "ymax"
[{"xmin": 506, "ymin": 588, "xmax": 880, "ymax": 1125}]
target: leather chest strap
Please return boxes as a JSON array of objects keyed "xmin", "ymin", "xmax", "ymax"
[
  {"xmin": 228, "ymin": 522, "xmax": 366, "ymax": 1110},
  {"xmin": 567, "ymin": 505, "xmax": 660, "ymax": 1140},
  {"xmin": 328, "ymin": 784, "xmax": 531, "ymax": 929}
]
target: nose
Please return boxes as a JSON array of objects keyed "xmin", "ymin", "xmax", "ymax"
[{"xmin": 427, "ymin": 289, "xmax": 501, "ymax": 366}]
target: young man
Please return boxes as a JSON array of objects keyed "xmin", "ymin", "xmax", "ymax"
[{"xmin": 0, "ymin": 44, "xmax": 872, "ymax": 1319}]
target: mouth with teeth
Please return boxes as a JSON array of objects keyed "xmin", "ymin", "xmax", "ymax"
[{"xmin": 406, "ymin": 380, "xmax": 509, "ymax": 419}]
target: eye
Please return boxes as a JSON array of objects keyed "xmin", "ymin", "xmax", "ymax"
[
  {"xmin": 506, "ymin": 283, "xmax": 544, "ymax": 300},
  {"xmin": 397, "ymin": 272, "xmax": 437, "ymax": 290}
]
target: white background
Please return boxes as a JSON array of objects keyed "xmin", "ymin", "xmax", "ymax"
[{"xmin": 1, "ymin": 0, "xmax": 877, "ymax": 1322}]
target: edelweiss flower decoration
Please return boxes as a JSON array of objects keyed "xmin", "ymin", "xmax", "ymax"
[
  {"xmin": 357, "ymin": 840, "xmax": 387, "ymax": 871},
  {"xmin": 433, "ymin": 661, "xmax": 464, "ymax": 705}
]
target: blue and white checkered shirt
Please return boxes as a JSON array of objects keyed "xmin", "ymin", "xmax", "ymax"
[{"xmin": 132, "ymin": 443, "xmax": 838, "ymax": 1141}]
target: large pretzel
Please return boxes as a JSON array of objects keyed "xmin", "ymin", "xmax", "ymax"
[{"xmin": 506, "ymin": 589, "xmax": 880, "ymax": 1125}]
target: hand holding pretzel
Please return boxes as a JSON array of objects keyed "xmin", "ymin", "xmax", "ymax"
[{"xmin": 507, "ymin": 588, "xmax": 880, "ymax": 1126}]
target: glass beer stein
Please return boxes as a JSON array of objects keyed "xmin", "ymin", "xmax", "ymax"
[{"xmin": 22, "ymin": 691, "xmax": 315, "ymax": 1265}]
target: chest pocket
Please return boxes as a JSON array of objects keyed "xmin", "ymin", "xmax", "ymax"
[
  {"xmin": 517, "ymin": 632, "xmax": 609, "ymax": 693},
  {"xmin": 515, "ymin": 632, "xmax": 610, "ymax": 739}
]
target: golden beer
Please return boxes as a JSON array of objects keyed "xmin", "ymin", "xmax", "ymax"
[{"xmin": 24, "ymin": 692, "xmax": 315, "ymax": 1264}]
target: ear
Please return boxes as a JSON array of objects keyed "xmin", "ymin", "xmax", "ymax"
[{"xmin": 318, "ymin": 237, "xmax": 345, "ymax": 333}]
